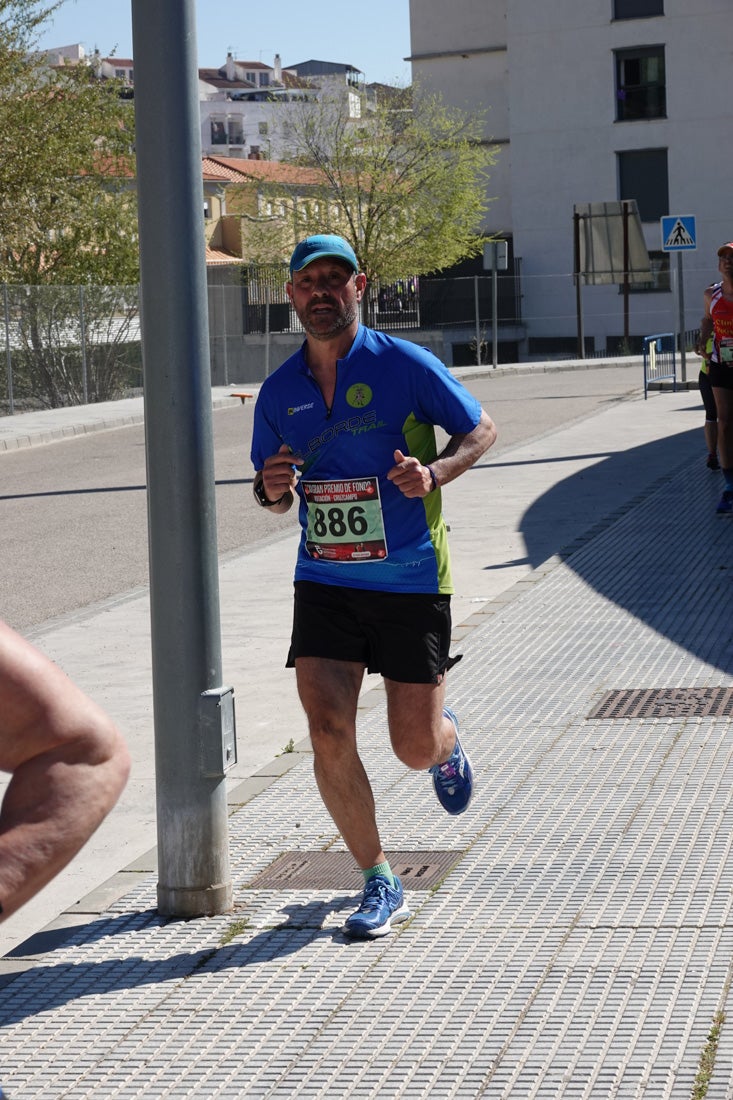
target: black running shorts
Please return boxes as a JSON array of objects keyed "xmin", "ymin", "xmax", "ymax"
[
  {"xmin": 709, "ymin": 360, "xmax": 733, "ymax": 390},
  {"xmin": 287, "ymin": 581, "xmax": 454, "ymax": 684}
]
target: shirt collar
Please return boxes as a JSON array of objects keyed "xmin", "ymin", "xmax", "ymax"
[{"xmin": 296, "ymin": 324, "xmax": 366, "ymax": 376}]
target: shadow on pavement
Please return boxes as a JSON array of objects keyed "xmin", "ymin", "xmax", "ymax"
[
  {"xmin": 0, "ymin": 477, "xmax": 251, "ymax": 502},
  {"xmin": 0, "ymin": 897, "xmax": 362, "ymax": 1024},
  {"xmin": 518, "ymin": 427, "xmax": 733, "ymax": 676}
]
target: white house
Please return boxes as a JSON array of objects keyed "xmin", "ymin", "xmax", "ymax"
[
  {"xmin": 198, "ymin": 54, "xmax": 365, "ymax": 161},
  {"xmin": 408, "ymin": 0, "xmax": 733, "ymax": 357},
  {"xmin": 43, "ymin": 44, "xmax": 134, "ymax": 87}
]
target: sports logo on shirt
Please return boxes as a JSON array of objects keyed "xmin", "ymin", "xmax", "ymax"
[
  {"xmin": 346, "ymin": 383, "xmax": 373, "ymax": 409},
  {"xmin": 306, "ymin": 411, "xmax": 381, "ymax": 454}
]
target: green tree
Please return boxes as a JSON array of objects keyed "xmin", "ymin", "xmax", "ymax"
[
  {"xmin": 0, "ymin": 2, "xmax": 140, "ymax": 408},
  {"xmin": 0, "ymin": 0, "xmax": 139, "ymax": 286},
  {"xmin": 258, "ymin": 85, "xmax": 497, "ymax": 282}
]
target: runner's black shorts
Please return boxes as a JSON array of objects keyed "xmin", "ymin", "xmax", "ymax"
[
  {"xmin": 699, "ymin": 369, "xmax": 718, "ymax": 420},
  {"xmin": 286, "ymin": 580, "xmax": 456, "ymax": 684},
  {"xmin": 709, "ymin": 360, "xmax": 733, "ymax": 390}
]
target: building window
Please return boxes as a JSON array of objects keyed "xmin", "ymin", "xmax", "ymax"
[
  {"xmin": 613, "ymin": 0, "xmax": 663, "ymax": 17},
  {"xmin": 260, "ymin": 73, "xmax": 269, "ymax": 87},
  {"xmin": 628, "ymin": 250, "xmax": 670, "ymax": 293},
  {"xmin": 258, "ymin": 121, "xmax": 268, "ymax": 135},
  {"xmin": 211, "ymin": 120, "xmax": 227, "ymax": 145},
  {"xmin": 615, "ymin": 46, "xmax": 665, "ymax": 120},
  {"xmin": 228, "ymin": 120, "xmax": 244, "ymax": 144},
  {"xmin": 617, "ymin": 148, "xmax": 668, "ymax": 221},
  {"xmin": 262, "ymin": 199, "xmax": 286, "ymax": 217}
]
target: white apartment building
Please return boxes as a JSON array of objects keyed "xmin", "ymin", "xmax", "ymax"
[
  {"xmin": 199, "ymin": 55, "xmax": 365, "ymax": 162},
  {"xmin": 199, "ymin": 54, "xmax": 306, "ymax": 160},
  {"xmin": 408, "ymin": 0, "xmax": 733, "ymax": 357},
  {"xmin": 43, "ymin": 46, "xmax": 366, "ymax": 165},
  {"xmin": 44, "ymin": 44, "xmax": 134, "ymax": 85}
]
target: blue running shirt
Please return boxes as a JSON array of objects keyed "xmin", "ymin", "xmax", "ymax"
[{"xmin": 251, "ymin": 326, "xmax": 482, "ymax": 594}]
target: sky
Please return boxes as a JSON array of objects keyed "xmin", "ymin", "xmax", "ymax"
[{"xmin": 35, "ymin": 0, "xmax": 413, "ymax": 87}]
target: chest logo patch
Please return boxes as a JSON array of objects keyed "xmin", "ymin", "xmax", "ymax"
[{"xmin": 346, "ymin": 383, "xmax": 373, "ymax": 409}]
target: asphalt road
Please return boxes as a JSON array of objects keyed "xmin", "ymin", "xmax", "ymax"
[{"xmin": 0, "ymin": 364, "xmax": 650, "ymax": 631}]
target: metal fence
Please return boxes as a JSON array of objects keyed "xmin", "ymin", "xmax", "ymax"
[
  {"xmin": 1, "ymin": 284, "xmax": 141, "ymax": 414},
  {"xmin": 236, "ymin": 264, "xmax": 423, "ymax": 335},
  {"xmin": 237, "ymin": 262, "xmax": 521, "ymax": 339},
  {"xmin": 1, "ymin": 267, "xmax": 709, "ymax": 410},
  {"xmin": 643, "ymin": 332, "xmax": 676, "ymax": 399},
  {"xmin": 228, "ymin": 263, "xmax": 525, "ymax": 372}
]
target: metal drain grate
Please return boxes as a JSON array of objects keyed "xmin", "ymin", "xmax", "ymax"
[
  {"xmin": 248, "ymin": 850, "xmax": 464, "ymax": 890},
  {"xmin": 587, "ymin": 687, "xmax": 733, "ymax": 720}
]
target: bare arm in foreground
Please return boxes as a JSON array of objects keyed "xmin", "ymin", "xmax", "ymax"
[{"xmin": 0, "ymin": 620, "xmax": 130, "ymax": 921}]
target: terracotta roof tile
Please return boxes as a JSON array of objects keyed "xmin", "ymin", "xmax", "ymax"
[
  {"xmin": 95, "ymin": 153, "xmax": 325, "ymax": 191},
  {"xmin": 202, "ymin": 157, "xmax": 255, "ymax": 182},
  {"xmin": 205, "ymin": 156, "xmax": 324, "ymax": 186},
  {"xmin": 206, "ymin": 246, "xmax": 243, "ymax": 265},
  {"xmin": 199, "ymin": 70, "xmax": 254, "ymax": 89},
  {"xmin": 278, "ymin": 71, "xmax": 308, "ymax": 89}
]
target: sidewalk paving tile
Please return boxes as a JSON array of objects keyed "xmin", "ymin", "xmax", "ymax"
[{"xmin": 1, "ymin": 440, "xmax": 732, "ymax": 1097}]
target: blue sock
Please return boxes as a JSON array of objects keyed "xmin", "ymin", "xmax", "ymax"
[{"xmin": 364, "ymin": 861, "xmax": 394, "ymax": 887}]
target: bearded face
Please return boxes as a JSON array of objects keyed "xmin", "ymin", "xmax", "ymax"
[{"xmin": 288, "ymin": 260, "xmax": 362, "ymax": 342}]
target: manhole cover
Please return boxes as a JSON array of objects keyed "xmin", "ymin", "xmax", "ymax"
[
  {"xmin": 248, "ymin": 850, "xmax": 464, "ymax": 890},
  {"xmin": 588, "ymin": 687, "xmax": 733, "ymax": 720}
]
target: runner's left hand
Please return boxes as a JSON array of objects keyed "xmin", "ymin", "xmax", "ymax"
[{"xmin": 387, "ymin": 449, "xmax": 434, "ymax": 498}]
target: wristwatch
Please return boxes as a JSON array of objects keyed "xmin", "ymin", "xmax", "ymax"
[{"xmin": 254, "ymin": 479, "xmax": 285, "ymax": 508}]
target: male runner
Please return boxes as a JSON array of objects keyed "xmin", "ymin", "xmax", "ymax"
[{"xmin": 251, "ymin": 234, "xmax": 496, "ymax": 938}]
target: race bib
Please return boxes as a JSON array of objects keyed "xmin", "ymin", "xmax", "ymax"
[
  {"xmin": 302, "ymin": 477, "xmax": 388, "ymax": 562},
  {"xmin": 719, "ymin": 338, "xmax": 733, "ymax": 363}
]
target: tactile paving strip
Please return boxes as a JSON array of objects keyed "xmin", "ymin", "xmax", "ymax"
[
  {"xmin": 2, "ymin": 449, "xmax": 733, "ymax": 1098},
  {"xmin": 248, "ymin": 849, "xmax": 464, "ymax": 889},
  {"xmin": 588, "ymin": 686, "xmax": 733, "ymax": 719}
]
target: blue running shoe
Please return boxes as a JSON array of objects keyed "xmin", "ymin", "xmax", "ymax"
[
  {"xmin": 342, "ymin": 874, "xmax": 410, "ymax": 939},
  {"xmin": 716, "ymin": 489, "xmax": 733, "ymax": 514},
  {"xmin": 430, "ymin": 706, "xmax": 474, "ymax": 815}
]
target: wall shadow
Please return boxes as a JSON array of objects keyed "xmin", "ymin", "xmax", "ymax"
[
  {"xmin": 0, "ymin": 896, "xmax": 359, "ymax": 1024},
  {"xmin": 517, "ymin": 426, "xmax": 733, "ymax": 675}
]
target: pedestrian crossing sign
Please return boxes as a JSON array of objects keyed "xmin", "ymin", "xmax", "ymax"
[{"xmin": 661, "ymin": 215, "xmax": 697, "ymax": 251}]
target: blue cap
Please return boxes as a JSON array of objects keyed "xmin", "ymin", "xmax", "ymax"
[{"xmin": 289, "ymin": 234, "xmax": 359, "ymax": 276}]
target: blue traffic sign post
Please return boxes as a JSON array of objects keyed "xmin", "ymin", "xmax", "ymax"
[
  {"xmin": 661, "ymin": 215, "xmax": 696, "ymax": 252},
  {"xmin": 661, "ymin": 215, "xmax": 697, "ymax": 383}
]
